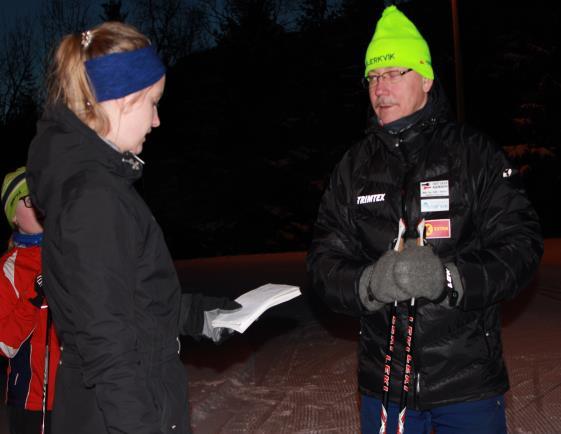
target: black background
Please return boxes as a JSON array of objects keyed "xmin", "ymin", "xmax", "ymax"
[{"xmin": 2, "ymin": 0, "xmax": 560, "ymax": 259}]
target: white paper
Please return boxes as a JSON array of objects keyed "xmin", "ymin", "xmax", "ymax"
[{"xmin": 211, "ymin": 283, "xmax": 301, "ymax": 333}]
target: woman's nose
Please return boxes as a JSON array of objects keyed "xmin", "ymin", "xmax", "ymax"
[{"xmin": 152, "ymin": 109, "xmax": 160, "ymax": 128}]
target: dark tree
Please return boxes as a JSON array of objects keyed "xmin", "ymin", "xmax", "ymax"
[
  {"xmin": 36, "ymin": 0, "xmax": 92, "ymax": 104},
  {"xmin": 132, "ymin": 0, "xmax": 208, "ymax": 66},
  {"xmin": 100, "ymin": 0, "xmax": 128, "ymax": 22},
  {"xmin": 0, "ymin": 19, "xmax": 36, "ymax": 126},
  {"xmin": 214, "ymin": 0, "xmax": 285, "ymax": 47},
  {"xmin": 298, "ymin": 0, "xmax": 329, "ymax": 30},
  {"xmin": 459, "ymin": 1, "xmax": 561, "ymax": 236}
]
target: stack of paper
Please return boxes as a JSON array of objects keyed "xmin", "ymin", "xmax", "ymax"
[{"xmin": 211, "ymin": 283, "xmax": 301, "ymax": 333}]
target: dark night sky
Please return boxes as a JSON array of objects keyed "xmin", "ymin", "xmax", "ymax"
[
  {"xmin": 1, "ymin": 0, "xmax": 560, "ymax": 258},
  {"xmin": 1, "ymin": 0, "xmax": 41, "ymax": 27},
  {"xmin": 2, "ymin": 1, "xmax": 38, "ymax": 16}
]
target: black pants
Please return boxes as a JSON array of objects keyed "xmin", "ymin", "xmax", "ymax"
[
  {"xmin": 8, "ymin": 407, "xmax": 51, "ymax": 434},
  {"xmin": 0, "ymin": 358, "xmax": 7, "ymax": 398}
]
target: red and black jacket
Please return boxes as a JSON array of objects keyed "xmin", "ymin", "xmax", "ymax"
[{"xmin": 0, "ymin": 243, "xmax": 60, "ymax": 411}]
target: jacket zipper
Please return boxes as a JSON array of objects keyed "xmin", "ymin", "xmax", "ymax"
[
  {"xmin": 397, "ymin": 133, "xmax": 423, "ymax": 409},
  {"xmin": 396, "ymin": 137, "xmax": 408, "ymax": 228}
]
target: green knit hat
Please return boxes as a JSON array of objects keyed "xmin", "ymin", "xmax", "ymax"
[
  {"xmin": 1, "ymin": 167, "xmax": 29, "ymax": 228},
  {"xmin": 364, "ymin": 5, "xmax": 433, "ymax": 79}
]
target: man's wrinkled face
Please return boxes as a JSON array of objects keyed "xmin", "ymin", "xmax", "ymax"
[{"xmin": 367, "ymin": 67, "xmax": 433, "ymax": 126}]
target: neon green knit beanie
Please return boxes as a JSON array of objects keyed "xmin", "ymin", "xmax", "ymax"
[
  {"xmin": 364, "ymin": 5, "xmax": 433, "ymax": 79},
  {"xmin": 1, "ymin": 167, "xmax": 29, "ymax": 228}
]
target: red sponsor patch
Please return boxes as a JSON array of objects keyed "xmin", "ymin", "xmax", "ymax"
[{"xmin": 425, "ymin": 219, "xmax": 451, "ymax": 239}]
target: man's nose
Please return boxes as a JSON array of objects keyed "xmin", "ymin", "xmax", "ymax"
[{"xmin": 374, "ymin": 78, "xmax": 390, "ymax": 95}]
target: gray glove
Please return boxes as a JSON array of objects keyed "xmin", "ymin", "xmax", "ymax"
[
  {"xmin": 358, "ymin": 250, "xmax": 412, "ymax": 311},
  {"xmin": 393, "ymin": 240, "xmax": 445, "ymax": 301}
]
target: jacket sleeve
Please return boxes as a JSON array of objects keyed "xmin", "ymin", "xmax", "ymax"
[
  {"xmin": 177, "ymin": 293, "xmax": 205, "ymax": 337},
  {"xmin": 178, "ymin": 292, "xmax": 241, "ymax": 337},
  {"xmin": 307, "ymin": 156, "xmax": 369, "ymax": 317},
  {"xmin": 0, "ymin": 250, "xmax": 40, "ymax": 358},
  {"xmin": 60, "ymin": 187, "xmax": 161, "ymax": 434},
  {"xmin": 455, "ymin": 139, "xmax": 543, "ymax": 310}
]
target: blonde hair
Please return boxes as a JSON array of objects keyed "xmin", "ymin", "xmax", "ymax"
[{"xmin": 47, "ymin": 22, "xmax": 151, "ymax": 136}]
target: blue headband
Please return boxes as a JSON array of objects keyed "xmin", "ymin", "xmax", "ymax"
[{"xmin": 85, "ymin": 46, "xmax": 165, "ymax": 102}]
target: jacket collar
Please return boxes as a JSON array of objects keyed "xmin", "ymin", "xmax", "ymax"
[
  {"xmin": 365, "ymin": 80, "xmax": 451, "ymax": 161},
  {"xmin": 43, "ymin": 104, "xmax": 144, "ymax": 183},
  {"xmin": 12, "ymin": 232, "xmax": 43, "ymax": 247}
]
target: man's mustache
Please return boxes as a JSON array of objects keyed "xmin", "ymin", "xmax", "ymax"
[{"xmin": 374, "ymin": 98, "xmax": 397, "ymax": 108}]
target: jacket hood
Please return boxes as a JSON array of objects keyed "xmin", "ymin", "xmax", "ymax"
[{"xmin": 27, "ymin": 104, "xmax": 143, "ymax": 218}]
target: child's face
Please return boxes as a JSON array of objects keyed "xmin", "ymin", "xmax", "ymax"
[
  {"xmin": 103, "ymin": 76, "xmax": 166, "ymax": 155},
  {"xmin": 14, "ymin": 197, "xmax": 43, "ymax": 234}
]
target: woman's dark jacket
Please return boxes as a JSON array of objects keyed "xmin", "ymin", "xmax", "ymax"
[
  {"xmin": 26, "ymin": 105, "xmax": 194, "ymax": 434},
  {"xmin": 307, "ymin": 86, "xmax": 543, "ymax": 410}
]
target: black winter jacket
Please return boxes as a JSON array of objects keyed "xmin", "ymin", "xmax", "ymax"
[
  {"xmin": 307, "ymin": 87, "xmax": 543, "ymax": 410},
  {"xmin": 27, "ymin": 105, "xmax": 193, "ymax": 434}
]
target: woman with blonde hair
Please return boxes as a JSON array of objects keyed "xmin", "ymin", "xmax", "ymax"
[{"xmin": 26, "ymin": 22, "xmax": 239, "ymax": 434}]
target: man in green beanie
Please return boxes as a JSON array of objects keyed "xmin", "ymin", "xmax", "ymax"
[{"xmin": 307, "ymin": 5, "xmax": 542, "ymax": 434}]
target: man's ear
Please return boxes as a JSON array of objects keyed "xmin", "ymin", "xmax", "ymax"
[{"xmin": 422, "ymin": 78, "xmax": 434, "ymax": 93}]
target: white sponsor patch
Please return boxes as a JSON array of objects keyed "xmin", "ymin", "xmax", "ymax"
[
  {"xmin": 420, "ymin": 180, "xmax": 449, "ymax": 198},
  {"xmin": 357, "ymin": 194, "xmax": 386, "ymax": 205},
  {"xmin": 421, "ymin": 198, "xmax": 449, "ymax": 212}
]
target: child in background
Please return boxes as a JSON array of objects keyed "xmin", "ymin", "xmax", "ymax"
[{"xmin": 0, "ymin": 167, "xmax": 60, "ymax": 434}]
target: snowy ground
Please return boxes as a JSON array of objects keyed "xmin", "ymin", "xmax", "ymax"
[
  {"xmin": 180, "ymin": 240, "xmax": 561, "ymax": 434},
  {"xmin": 1, "ymin": 240, "xmax": 559, "ymax": 433}
]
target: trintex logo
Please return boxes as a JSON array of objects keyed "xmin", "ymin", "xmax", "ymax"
[{"xmin": 357, "ymin": 194, "xmax": 386, "ymax": 205}]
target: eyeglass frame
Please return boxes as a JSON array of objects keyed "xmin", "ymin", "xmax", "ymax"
[
  {"xmin": 20, "ymin": 195, "xmax": 33, "ymax": 208},
  {"xmin": 362, "ymin": 68, "xmax": 414, "ymax": 89}
]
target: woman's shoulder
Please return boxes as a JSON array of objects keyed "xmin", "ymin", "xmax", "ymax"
[{"xmin": 62, "ymin": 168, "xmax": 131, "ymax": 207}]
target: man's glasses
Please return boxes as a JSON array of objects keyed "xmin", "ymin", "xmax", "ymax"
[
  {"xmin": 20, "ymin": 195, "xmax": 33, "ymax": 208},
  {"xmin": 362, "ymin": 68, "xmax": 413, "ymax": 89}
]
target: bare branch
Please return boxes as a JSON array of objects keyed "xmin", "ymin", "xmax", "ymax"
[
  {"xmin": 0, "ymin": 18, "xmax": 37, "ymax": 124},
  {"xmin": 35, "ymin": 0, "xmax": 92, "ymax": 103},
  {"xmin": 132, "ymin": 0, "xmax": 210, "ymax": 66}
]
